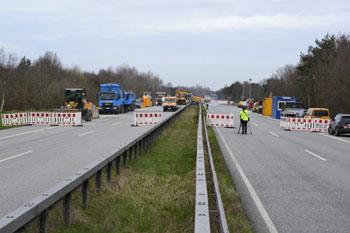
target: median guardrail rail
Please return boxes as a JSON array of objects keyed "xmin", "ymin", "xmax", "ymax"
[
  {"xmin": 203, "ymin": 108, "xmax": 230, "ymax": 233},
  {"xmin": 194, "ymin": 104, "xmax": 211, "ymax": 233},
  {"xmin": 0, "ymin": 105, "xmax": 188, "ymax": 233}
]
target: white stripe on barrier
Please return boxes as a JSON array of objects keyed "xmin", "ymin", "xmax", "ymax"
[
  {"xmin": 280, "ymin": 117, "xmax": 331, "ymax": 132},
  {"xmin": 134, "ymin": 111, "xmax": 163, "ymax": 126},
  {"xmin": 206, "ymin": 113, "xmax": 234, "ymax": 127},
  {"xmin": 1, "ymin": 112, "xmax": 82, "ymax": 127}
]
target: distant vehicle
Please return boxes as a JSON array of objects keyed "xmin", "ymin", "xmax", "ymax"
[
  {"xmin": 192, "ymin": 96, "xmax": 201, "ymax": 105},
  {"xmin": 328, "ymin": 114, "xmax": 350, "ymax": 136},
  {"xmin": 176, "ymin": 90, "xmax": 189, "ymax": 105},
  {"xmin": 99, "ymin": 84, "xmax": 126, "ymax": 114},
  {"xmin": 305, "ymin": 108, "xmax": 330, "ymax": 120},
  {"xmin": 124, "ymin": 92, "xmax": 136, "ymax": 111},
  {"xmin": 204, "ymin": 95, "xmax": 211, "ymax": 103},
  {"xmin": 163, "ymin": 96, "xmax": 178, "ymax": 112},
  {"xmin": 135, "ymin": 99, "xmax": 141, "ymax": 109},
  {"xmin": 141, "ymin": 92, "xmax": 152, "ymax": 107},
  {"xmin": 154, "ymin": 92, "xmax": 167, "ymax": 106},
  {"xmin": 282, "ymin": 102, "xmax": 305, "ymax": 118}
]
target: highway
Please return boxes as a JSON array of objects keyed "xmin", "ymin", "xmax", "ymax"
[
  {"xmin": 0, "ymin": 106, "xmax": 180, "ymax": 218},
  {"xmin": 208, "ymin": 101, "xmax": 350, "ymax": 233}
]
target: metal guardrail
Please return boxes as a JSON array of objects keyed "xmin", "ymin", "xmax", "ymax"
[
  {"xmin": 194, "ymin": 104, "xmax": 211, "ymax": 233},
  {"xmin": 0, "ymin": 105, "xmax": 188, "ymax": 233},
  {"xmin": 203, "ymin": 108, "xmax": 230, "ymax": 233}
]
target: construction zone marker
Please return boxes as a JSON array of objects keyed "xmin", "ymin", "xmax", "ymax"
[
  {"xmin": 133, "ymin": 111, "xmax": 162, "ymax": 126},
  {"xmin": 280, "ymin": 117, "xmax": 331, "ymax": 132},
  {"xmin": 206, "ymin": 113, "xmax": 234, "ymax": 128}
]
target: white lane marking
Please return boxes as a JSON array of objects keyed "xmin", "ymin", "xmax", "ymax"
[
  {"xmin": 269, "ymin": 132, "xmax": 279, "ymax": 138},
  {"xmin": 0, "ymin": 129, "xmax": 43, "ymax": 140},
  {"xmin": 216, "ymin": 127, "xmax": 278, "ymax": 233},
  {"xmin": 252, "ymin": 123, "xmax": 259, "ymax": 126},
  {"xmin": 112, "ymin": 121, "xmax": 122, "ymax": 126},
  {"xmin": 78, "ymin": 131, "xmax": 94, "ymax": 137},
  {"xmin": 0, "ymin": 150, "xmax": 34, "ymax": 164},
  {"xmin": 304, "ymin": 149, "xmax": 327, "ymax": 161},
  {"xmin": 319, "ymin": 133, "xmax": 350, "ymax": 144}
]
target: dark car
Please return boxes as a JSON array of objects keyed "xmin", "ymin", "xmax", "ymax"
[{"xmin": 328, "ymin": 114, "xmax": 350, "ymax": 136}]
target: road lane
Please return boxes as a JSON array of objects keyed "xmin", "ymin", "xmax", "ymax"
[
  {"xmin": 209, "ymin": 102, "xmax": 350, "ymax": 233},
  {"xmin": 0, "ymin": 106, "xmax": 181, "ymax": 217}
]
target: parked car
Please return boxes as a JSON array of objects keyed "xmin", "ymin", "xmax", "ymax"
[
  {"xmin": 305, "ymin": 108, "xmax": 330, "ymax": 119},
  {"xmin": 328, "ymin": 114, "xmax": 350, "ymax": 136}
]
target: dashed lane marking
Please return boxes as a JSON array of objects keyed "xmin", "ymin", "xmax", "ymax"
[
  {"xmin": 0, "ymin": 150, "xmax": 34, "ymax": 164},
  {"xmin": 112, "ymin": 121, "xmax": 122, "ymax": 126},
  {"xmin": 304, "ymin": 149, "xmax": 327, "ymax": 161},
  {"xmin": 252, "ymin": 123, "xmax": 259, "ymax": 126},
  {"xmin": 269, "ymin": 132, "xmax": 279, "ymax": 138},
  {"xmin": 78, "ymin": 131, "xmax": 94, "ymax": 137},
  {"xmin": 319, "ymin": 133, "xmax": 350, "ymax": 144}
]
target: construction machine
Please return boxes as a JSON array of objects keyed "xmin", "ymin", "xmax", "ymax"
[
  {"xmin": 176, "ymin": 90, "xmax": 188, "ymax": 105},
  {"xmin": 55, "ymin": 88, "xmax": 95, "ymax": 121}
]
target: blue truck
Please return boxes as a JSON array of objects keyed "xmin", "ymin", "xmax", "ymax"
[
  {"xmin": 98, "ymin": 84, "xmax": 126, "ymax": 114},
  {"xmin": 124, "ymin": 92, "xmax": 136, "ymax": 111}
]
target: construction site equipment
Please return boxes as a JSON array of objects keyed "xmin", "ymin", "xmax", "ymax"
[
  {"xmin": 280, "ymin": 117, "xmax": 331, "ymax": 132},
  {"xmin": 192, "ymin": 96, "xmax": 201, "ymax": 105},
  {"xmin": 125, "ymin": 92, "xmax": 136, "ymax": 111},
  {"xmin": 162, "ymin": 96, "xmax": 177, "ymax": 111},
  {"xmin": 262, "ymin": 97, "xmax": 272, "ymax": 116},
  {"xmin": 154, "ymin": 92, "xmax": 167, "ymax": 106},
  {"xmin": 1, "ymin": 112, "xmax": 82, "ymax": 126},
  {"xmin": 281, "ymin": 102, "xmax": 305, "ymax": 118},
  {"xmin": 206, "ymin": 113, "xmax": 234, "ymax": 127},
  {"xmin": 99, "ymin": 84, "xmax": 126, "ymax": 114},
  {"xmin": 133, "ymin": 111, "xmax": 163, "ymax": 126},
  {"xmin": 176, "ymin": 90, "xmax": 188, "ymax": 105},
  {"xmin": 272, "ymin": 96, "xmax": 297, "ymax": 119},
  {"xmin": 139, "ymin": 92, "xmax": 152, "ymax": 108},
  {"xmin": 52, "ymin": 88, "xmax": 93, "ymax": 121},
  {"xmin": 238, "ymin": 122, "xmax": 252, "ymax": 135}
]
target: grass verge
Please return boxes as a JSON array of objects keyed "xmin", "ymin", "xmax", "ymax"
[
  {"xmin": 206, "ymin": 126, "xmax": 253, "ymax": 233},
  {"xmin": 51, "ymin": 106, "xmax": 199, "ymax": 233}
]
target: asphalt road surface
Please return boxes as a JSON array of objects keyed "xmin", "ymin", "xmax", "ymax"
[
  {"xmin": 0, "ymin": 106, "xmax": 181, "ymax": 218},
  {"xmin": 208, "ymin": 101, "xmax": 350, "ymax": 233}
]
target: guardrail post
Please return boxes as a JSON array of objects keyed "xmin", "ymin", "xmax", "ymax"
[
  {"xmin": 139, "ymin": 140, "xmax": 142, "ymax": 156},
  {"xmin": 96, "ymin": 170, "xmax": 102, "ymax": 193},
  {"xmin": 123, "ymin": 151, "xmax": 127, "ymax": 168},
  {"xmin": 129, "ymin": 147, "xmax": 133, "ymax": 161},
  {"xmin": 134, "ymin": 144, "xmax": 138, "ymax": 160},
  {"xmin": 116, "ymin": 156, "xmax": 120, "ymax": 175},
  {"xmin": 39, "ymin": 210, "xmax": 48, "ymax": 233},
  {"xmin": 64, "ymin": 192, "xmax": 72, "ymax": 226},
  {"xmin": 107, "ymin": 162, "xmax": 112, "ymax": 182},
  {"xmin": 82, "ymin": 179, "xmax": 89, "ymax": 209}
]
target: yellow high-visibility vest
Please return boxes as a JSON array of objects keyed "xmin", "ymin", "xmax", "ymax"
[{"xmin": 240, "ymin": 110, "xmax": 249, "ymax": 121}]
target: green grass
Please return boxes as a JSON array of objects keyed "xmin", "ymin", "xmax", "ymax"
[
  {"xmin": 207, "ymin": 126, "xmax": 253, "ymax": 233},
  {"xmin": 52, "ymin": 106, "xmax": 199, "ymax": 233}
]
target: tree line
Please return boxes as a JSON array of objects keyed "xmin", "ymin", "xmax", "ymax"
[
  {"xmin": 0, "ymin": 50, "xmax": 209, "ymax": 112},
  {"xmin": 217, "ymin": 33, "xmax": 350, "ymax": 116}
]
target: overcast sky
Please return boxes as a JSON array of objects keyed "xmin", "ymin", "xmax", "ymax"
[{"xmin": 1, "ymin": 0, "xmax": 350, "ymax": 90}]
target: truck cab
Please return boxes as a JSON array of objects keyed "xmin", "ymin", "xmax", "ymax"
[
  {"xmin": 125, "ymin": 92, "xmax": 136, "ymax": 111},
  {"xmin": 282, "ymin": 102, "xmax": 305, "ymax": 118},
  {"xmin": 155, "ymin": 92, "xmax": 167, "ymax": 106},
  {"xmin": 99, "ymin": 84, "xmax": 126, "ymax": 114}
]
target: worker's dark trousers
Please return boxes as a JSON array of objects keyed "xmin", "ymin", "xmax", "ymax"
[{"xmin": 241, "ymin": 119, "xmax": 247, "ymax": 134}]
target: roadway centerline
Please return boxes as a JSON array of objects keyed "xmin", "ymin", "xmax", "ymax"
[
  {"xmin": 78, "ymin": 131, "xmax": 94, "ymax": 137},
  {"xmin": 269, "ymin": 132, "xmax": 279, "ymax": 138},
  {"xmin": 0, "ymin": 150, "xmax": 34, "ymax": 164},
  {"xmin": 0, "ymin": 129, "xmax": 43, "ymax": 140},
  {"xmin": 216, "ymin": 127, "xmax": 278, "ymax": 233},
  {"xmin": 319, "ymin": 133, "xmax": 350, "ymax": 144},
  {"xmin": 304, "ymin": 149, "xmax": 327, "ymax": 161}
]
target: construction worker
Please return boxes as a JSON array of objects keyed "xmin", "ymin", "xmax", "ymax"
[{"xmin": 239, "ymin": 106, "xmax": 249, "ymax": 134}]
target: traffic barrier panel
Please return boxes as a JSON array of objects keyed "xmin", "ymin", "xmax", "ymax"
[
  {"xmin": 134, "ymin": 111, "xmax": 162, "ymax": 126},
  {"xmin": 1, "ymin": 113, "xmax": 28, "ymax": 126},
  {"xmin": 1, "ymin": 112, "xmax": 82, "ymax": 127},
  {"xmin": 206, "ymin": 113, "xmax": 234, "ymax": 127},
  {"xmin": 280, "ymin": 117, "xmax": 330, "ymax": 132}
]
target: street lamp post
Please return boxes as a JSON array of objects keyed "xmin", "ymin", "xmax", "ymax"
[{"xmin": 249, "ymin": 78, "xmax": 252, "ymax": 100}]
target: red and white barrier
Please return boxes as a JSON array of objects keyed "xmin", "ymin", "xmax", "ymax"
[
  {"xmin": 1, "ymin": 112, "xmax": 82, "ymax": 127},
  {"xmin": 207, "ymin": 113, "xmax": 234, "ymax": 127},
  {"xmin": 1, "ymin": 113, "xmax": 28, "ymax": 126},
  {"xmin": 280, "ymin": 117, "xmax": 331, "ymax": 132},
  {"xmin": 134, "ymin": 111, "xmax": 162, "ymax": 126}
]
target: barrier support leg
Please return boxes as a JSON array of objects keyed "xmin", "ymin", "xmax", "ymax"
[
  {"xmin": 123, "ymin": 151, "xmax": 127, "ymax": 168},
  {"xmin": 107, "ymin": 162, "xmax": 112, "ymax": 182},
  {"xmin": 116, "ymin": 156, "xmax": 120, "ymax": 175},
  {"xmin": 96, "ymin": 170, "xmax": 102, "ymax": 193},
  {"xmin": 129, "ymin": 147, "xmax": 133, "ymax": 162},
  {"xmin": 82, "ymin": 179, "xmax": 89, "ymax": 209},
  {"xmin": 39, "ymin": 209, "xmax": 48, "ymax": 233}
]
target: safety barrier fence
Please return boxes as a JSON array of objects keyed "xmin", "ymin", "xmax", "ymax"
[
  {"xmin": 206, "ymin": 113, "xmax": 234, "ymax": 128},
  {"xmin": 0, "ymin": 105, "xmax": 188, "ymax": 233},
  {"xmin": 203, "ymin": 109, "xmax": 230, "ymax": 233},
  {"xmin": 195, "ymin": 104, "xmax": 211, "ymax": 233},
  {"xmin": 133, "ymin": 111, "xmax": 163, "ymax": 126},
  {"xmin": 280, "ymin": 117, "xmax": 331, "ymax": 132},
  {"xmin": 1, "ymin": 112, "xmax": 82, "ymax": 127}
]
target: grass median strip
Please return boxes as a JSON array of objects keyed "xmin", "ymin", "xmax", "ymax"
[{"xmin": 53, "ymin": 106, "xmax": 198, "ymax": 233}]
